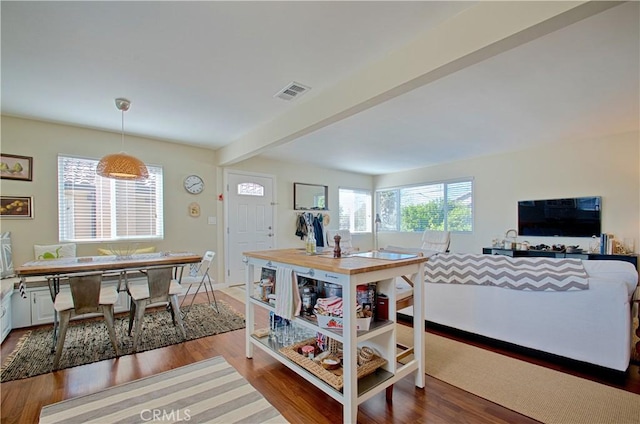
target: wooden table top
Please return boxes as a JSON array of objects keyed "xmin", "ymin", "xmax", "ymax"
[
  {"xmin": 243, "ymin": 248, "xmax": 427, "ymax": 275},
  {"xmin": 14, "ymin": 252, "xmax": 202, "ymax": 277}
]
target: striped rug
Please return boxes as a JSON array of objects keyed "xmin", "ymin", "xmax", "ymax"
[{"xmin": 39, "ymin": 356, "xmax": 287, "ymax": 424}]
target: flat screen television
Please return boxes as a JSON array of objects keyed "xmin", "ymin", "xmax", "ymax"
[{"xmin": 517, "ymin": 196, "xmax": 601, "ymax": 237}]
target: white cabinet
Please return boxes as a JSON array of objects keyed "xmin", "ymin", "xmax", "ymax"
[
  {"xmin": 11, "ymin": 288, "xmax": 31, "ymax": 329},
  {"xmin": 244, "ymin": 249, "xmax": 426, "ymax": 424},
  {"xmin": 1, "ymin": 291, "xmax": 13, "ymax": 343},
  {"xmin": 31, "ymin": 289, "xmax": 55, "ymax": 326}
]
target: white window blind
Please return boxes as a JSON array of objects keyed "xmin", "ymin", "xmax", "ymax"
[
  {"xmin": 338, "ymin": 188, "xmax": 372, "ymax": 233},
  {"xmin": 376, "ymin": 179, "xmax": 473, "ymax": 233},
  {"xmin": 58, "ymin": 155, "xmax": 164, "ymax": 242}
]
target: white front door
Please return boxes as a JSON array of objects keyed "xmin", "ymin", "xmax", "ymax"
[{"xmin": 225, "ymin": 171, "xmax": 275, "ymax": 285}]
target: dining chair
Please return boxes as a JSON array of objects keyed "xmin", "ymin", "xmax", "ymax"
[
  {"xmin": 53, "ymin": 272, "xmax": 119, "ymax": 370},
  {"xmin": 127, "ymin": 266, "xmax": 186, "ymax": 352},
  {"xmin": 179, "ymin": 250, "xmax": 218, "ymax": 318}
]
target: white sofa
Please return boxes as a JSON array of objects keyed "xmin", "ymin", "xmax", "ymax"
[{"xmin": 398, "ymin": 254, "xmax": 638, "ymax": 371}]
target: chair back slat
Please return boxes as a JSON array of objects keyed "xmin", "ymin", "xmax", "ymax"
[
  {"xmin": 68, "ymin": 273, "xmax": 102, "ymax": 315},
  {"xmin": 146, "ymin": 267, "xmax": 173, "ymax": 303}
]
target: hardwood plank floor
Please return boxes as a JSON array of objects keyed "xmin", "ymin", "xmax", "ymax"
[{"xmin": 1, "ymin": 291, "xmax": 638, "ymax": 423}]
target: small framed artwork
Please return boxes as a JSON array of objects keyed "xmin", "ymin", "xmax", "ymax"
[
  {"xmin": 0, "ymin": 154, "xmax": 33, "ymax": 181},
  {"xmin": 0, "ymin": 196, "xmax": 33, "ymax": 219}
]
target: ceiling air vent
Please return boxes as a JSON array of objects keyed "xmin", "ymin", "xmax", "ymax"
[{"xmin": 274, "ymin": 82, "xmax": 311, "ymax": 101}]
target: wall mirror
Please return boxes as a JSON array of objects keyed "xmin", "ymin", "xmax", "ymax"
[{"xmin": 294, "ymin": 183, "xmax": 328, "ymax": 210}]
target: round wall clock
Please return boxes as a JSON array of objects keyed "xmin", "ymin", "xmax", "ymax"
[{"xmin": 184, "ymin": 175, "xmax": 204, "ymax": 194}]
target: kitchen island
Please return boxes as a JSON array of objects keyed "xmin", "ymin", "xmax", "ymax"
[{"xmin": 243, "ymin": 248, "xmax": 427, "ymax": 424}]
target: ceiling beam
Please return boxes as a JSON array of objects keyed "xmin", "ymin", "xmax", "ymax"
[{"xmin": 216, "ymin": 1, "xmax": 622, "ymax": 166}]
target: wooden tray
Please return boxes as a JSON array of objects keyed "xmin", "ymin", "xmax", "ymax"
[{"xmin": 279, "ymin": 338, "xmax": 386, "ymax": 391}]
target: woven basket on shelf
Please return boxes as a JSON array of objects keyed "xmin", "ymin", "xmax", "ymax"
[{"xmin": 279, "ymin": 338, "xmax": 386, "ymax": 391}]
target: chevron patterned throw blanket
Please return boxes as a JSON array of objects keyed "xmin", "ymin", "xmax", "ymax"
[{"xmin": 426, "ymin": 254, "xmax": 589, "ymax": 291}]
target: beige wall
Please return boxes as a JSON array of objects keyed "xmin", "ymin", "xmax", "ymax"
[
  {"xmin": 1, "ymin": 116, "xmax": 218, "ymax": 267},
  {"xmin": 0, "ymin": 116, "xmax": 373, "ymax": 284},
  {"xmin": 2, "ymin": 115, "xmax": 638, "ymax": 283},
  {"xmin": 375, "ymin": 131, "xmax": 640, "ymax": 254},
  {"xmin": 225, "ymin": 156, "xmax": 374, "ymax": 251}
]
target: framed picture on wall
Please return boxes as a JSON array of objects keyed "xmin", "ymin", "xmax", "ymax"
[
  {"xmin": 0, "ymin": 154, "xmax": 33, "ymax": 181},
  {"xmin": 0, "ymin": 196, "xmax": 33, "ymax": 219}
]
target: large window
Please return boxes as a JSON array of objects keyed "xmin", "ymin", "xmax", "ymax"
[
  {"xmin": 338, "ymin": 187, "xmax": 372, "ymax": 233},
  {"xmin": 58, "ymin": 155, "xmax": 164, "ymax": 242},
  {"xmin": 376, "ymin": 179, "xmax": 473, "ymax": 232}
]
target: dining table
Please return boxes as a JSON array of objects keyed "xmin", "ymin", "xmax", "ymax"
[{"xmin": 14, "ymin": 251, "xmax": 202, "ymax": 348}]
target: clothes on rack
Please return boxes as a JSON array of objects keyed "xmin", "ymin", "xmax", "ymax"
[
  {"xmin": 295, "ymin": 214, "xmax": 307, "ymax": 240},
  {"xmin": 294, "ymin": 212, "xmax": 327, "ymax": 246},
  {"xmin": 312, "ymin": 215, "xmax": 324, "ymax": 247}
]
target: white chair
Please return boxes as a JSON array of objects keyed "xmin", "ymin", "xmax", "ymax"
[
  {"xmin": 179, "ymin": 250, "xmax": 218, "ymax": 317},
  {"xmin": 325, "ymin": 229, "xmax": 352, "ymax": 248},
  {"xmin": 53, "ymin": 272, "xmax": 118, "ymax": 369},
  {"xmin": 325, "ymin": 229, "xmax": 357, "ymax": 254},
  {"xmin": 390, "ymin": 230, "xmax": 450, "ymax": 361},
  {"xmin": 421, "ymin": 229, "xmax": 451, "ymax": 252},
  {"xmin": 127, "ymin": 266, "xmax": 186, "ymax": 352},
  {"xmin": 394, "ymin": 230, "xmax": 451, "ymax": 307}
]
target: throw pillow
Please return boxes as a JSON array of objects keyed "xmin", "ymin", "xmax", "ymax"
[
  {"xmin": 97, "ymin": 246, "xmax": 156, "ymax": 256},
  {"xmin": 0, "ymin": 232, "xmax": 13, "ymax": 278},
  {"xmin": 34, "ymin": 243, "xmax": 76, "ymax": 260}
]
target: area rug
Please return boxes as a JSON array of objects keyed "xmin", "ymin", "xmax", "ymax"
[
  {"xmin": 39, "ymin": 355, "xmax": 287, "ymax": 424},
  {"xmin": 1, "ymin": 301, "xmax": 245, "ymax": 382},
  {"xmin": 396, "ymin": 325, "xmax": 640, "ymax": 424}
]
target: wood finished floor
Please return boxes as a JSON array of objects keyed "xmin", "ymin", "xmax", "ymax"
[{"xmin": 1, "ymin": 291, "xmax": 639, "ymax": 424}]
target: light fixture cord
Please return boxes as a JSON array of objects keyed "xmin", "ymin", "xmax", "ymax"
[{"xmin": 121, "ymin": 108, "xmax": 125, "ymax": 151}]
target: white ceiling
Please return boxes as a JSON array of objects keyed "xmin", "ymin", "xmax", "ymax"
[{"xmin": 2, "ymin": 1, "xmax": 638, "ymax": 176}]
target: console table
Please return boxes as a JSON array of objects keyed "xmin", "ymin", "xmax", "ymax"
[
  {"xmin": 243, "ymin": 248, "xmax": 427, "ymax": 424},
  {"xmin": 482, "ymin": 248, "xmax": 638, "ymax": 268}
]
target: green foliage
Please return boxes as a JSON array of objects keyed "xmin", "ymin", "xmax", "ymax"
[
  {"xmin": 400, "ymin": 200, "xmax": 471, "ymax": 232},
  {"xmin": 447, "ymin": 201, "xmax": 472, "ymax": 231}
]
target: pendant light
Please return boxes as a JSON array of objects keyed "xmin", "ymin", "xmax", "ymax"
[{"xmin": 96, "ymin": 98, "xmax": 149, "ymax": 180}]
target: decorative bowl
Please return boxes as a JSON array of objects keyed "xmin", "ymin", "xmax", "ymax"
[{"xmin": 321, "ymin": 357, "xmax": 340, "ymax": 370}]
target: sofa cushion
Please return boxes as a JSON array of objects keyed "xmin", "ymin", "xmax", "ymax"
[{"xmin": 583, "ymin": 260, "xmax": 638, "ymax": 297}]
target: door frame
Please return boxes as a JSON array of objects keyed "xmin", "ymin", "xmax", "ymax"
[{"xmin": 223, "ymin": 168, "xmax": 277, "ymax": 285}]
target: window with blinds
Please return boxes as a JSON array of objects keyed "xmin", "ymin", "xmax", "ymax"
[
  {"xmin": 58, "ymin": 155, "xmax": 164, "ymax": 242},
  {"xmin": 376, "ymin": 179, "xmax": 473, "ymax": 232},
  {"xmin": 338, "ymin": 187, "xmax": 372, "ymax": 233}
]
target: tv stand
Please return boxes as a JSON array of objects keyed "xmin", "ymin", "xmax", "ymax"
[{"xmin": 482, "ymin": 248, "xmax": 638, "ymax": 268}]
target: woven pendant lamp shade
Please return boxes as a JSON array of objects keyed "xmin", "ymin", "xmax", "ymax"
[
  {"xmin": 96, "ymin": 152, "xmax": 149, "ymax": 180},
  {"xmin": 97, "ymin": 98, "xmax": 148, "ymax": 181}
]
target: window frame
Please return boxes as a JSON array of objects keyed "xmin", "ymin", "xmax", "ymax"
[
  {"xmin": 57, "ymin": 155, "xmax": 164, "ymax": 243},
  {"xmin": 375, "ymin": 177, "xmax": 474, "ymax": 233}
]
